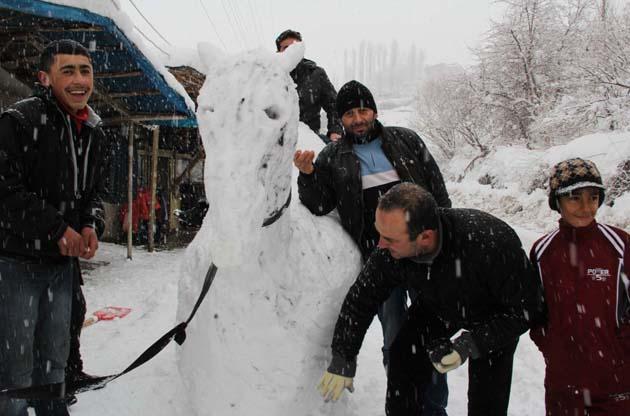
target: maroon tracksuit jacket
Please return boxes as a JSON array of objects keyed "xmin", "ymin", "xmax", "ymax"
[{"xmin": 530, "ymin": 219, "xmax": 630, "ymax": 414}]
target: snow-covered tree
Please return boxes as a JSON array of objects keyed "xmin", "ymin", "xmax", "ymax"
[{"xmin": 414, "ymin": 65, "xmax": 490, "ymax": 162}]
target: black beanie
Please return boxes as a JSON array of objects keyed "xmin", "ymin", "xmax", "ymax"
[
  {"xmin": 548, "ymin": 158, "xmax": 605, "ymax": 212},
  {"xmin": 336, "ymin": 80, "xmax": 377, "ymax": 118}
]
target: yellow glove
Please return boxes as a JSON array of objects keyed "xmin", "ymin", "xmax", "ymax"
[
  {"xmin": 432, "ymin": 350, "xmax": 462, "ymax": 374},
  {"xmin": 317, "ymin": 371, "xmax": 354, "ymax": 402}
]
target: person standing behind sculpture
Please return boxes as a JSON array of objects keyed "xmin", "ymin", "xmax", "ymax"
[
  {"xmin": 0, "ymin": 39, "xmax": 109, "ymax": 416},
  {"xmin": 294, "ymin": 81, "xmax": 451, "ymax": 414},
  {"xmin": 530, "ymin": 158, "xmax": 630, "ymax": 415},
  {"xmin": 276, "ymin": 29, "xmax": 342, "ymax": 143}
]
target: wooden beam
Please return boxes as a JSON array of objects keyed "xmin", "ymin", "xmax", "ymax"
[
  {"xmin": 172, "ymin": 148, "xmax": 205, "ymax": 190},
  {"xmin": 94, "ymin": 71, "xmax": 143, "ymax": 79},
  {"xmin": 126, "ymin": 123, "xmax": 135, "ymax": 260},
  {"xmin": 102, "ymin": 113, "xmax": 190, "ymax": 125},
  {"xmin": 148, "ymin": 127, "xmax": 160, "ymax": 252},
  {"xmin": 104, "ymin": 90, "xmax": 161, "ymax": 99},
  {"xmin": 4, "ymin": 27, "xmax": 104, "ymax": 36}
]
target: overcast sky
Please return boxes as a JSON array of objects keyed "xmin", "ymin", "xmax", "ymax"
[
  {"xmin": 120, "ymin": 0, "xmax": 630, "ymax": 85},
  {"xmin": 119, "ymin": 0, "xmax": 507, "ymax": 82}
]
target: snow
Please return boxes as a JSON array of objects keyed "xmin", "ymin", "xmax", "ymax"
[
  {"xmin": 14, "ymin": 5, "xmax": 627, "ymax": 412},
  {"xmin": 62, "ymin": 71, "xmax": 630, "ymax": 416}
]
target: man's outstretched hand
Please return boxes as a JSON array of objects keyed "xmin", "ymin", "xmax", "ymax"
[{"xmin": 293, "ymin": 150, "xmax": 315, "ymax": 175}]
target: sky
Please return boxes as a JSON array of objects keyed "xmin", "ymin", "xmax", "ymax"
[{"xmin": 118, "ymin": 0, "xmax": 507, "ymax": 84}]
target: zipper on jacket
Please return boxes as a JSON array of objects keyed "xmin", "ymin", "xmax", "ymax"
[{"xmin": 63, "ymin": 114, "xmax": 80, "ymax": 199}]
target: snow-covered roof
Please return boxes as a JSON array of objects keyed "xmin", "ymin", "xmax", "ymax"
[{"xmin": 0, "ymin": 0, "xmax": 197, "ymax": 127}]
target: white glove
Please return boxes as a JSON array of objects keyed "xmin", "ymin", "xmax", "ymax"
[{"xmin": 432, "ymin": 350, "xmax": 463, "ymax": 374}]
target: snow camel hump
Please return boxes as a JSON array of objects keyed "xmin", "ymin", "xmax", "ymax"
[{"xmin": 177, "ymin": 44, "xmax": 362, "ymax": 416}]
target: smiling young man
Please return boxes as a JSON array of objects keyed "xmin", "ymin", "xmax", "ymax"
[
  {"xmin": 318, "ymin": 183, "xmax": 544, "ymax": 416},
  {"xmin": 0, "ymin": 39, "xmax": 109, "ymax": 416},
  {"xmin": 295, "ymin": 80, "xmax": 451, "ymax": 415},
  {"xmin": 530, "ymin": 158, "xmax": 630, "ymax": 415}
]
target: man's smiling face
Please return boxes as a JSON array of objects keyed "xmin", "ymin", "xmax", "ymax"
[{"xmin": 41, "ymin": 53, "xmax": 94, "ymax": 114}]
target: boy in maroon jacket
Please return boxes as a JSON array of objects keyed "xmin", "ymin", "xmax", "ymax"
[{"xmin": 530, "ymin": 158, "xmax": 630, "ymax": 415}]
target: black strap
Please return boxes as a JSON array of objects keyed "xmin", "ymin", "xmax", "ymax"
[
  {"xmin": 262, "ymin": 191, "xmax": 291, "ymax": 227},
  {"xmin": 0, "ymin": 263, "xmax": 218, "ymax": 400}
]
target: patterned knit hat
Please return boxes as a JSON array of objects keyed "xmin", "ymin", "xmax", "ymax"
[
  {"xmin": 548, "ymin": 158, "xmax": 605, "ymax": 212},
  {"xmin": 336, "ymin": 80, "xmax": 377, "ymax": 118}
]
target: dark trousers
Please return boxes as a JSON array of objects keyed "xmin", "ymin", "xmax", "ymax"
[
  {"xmin": 385, "ymin": 302, "xmax": 518, "ymax": 416},
  {"xmin": 32, "ymin": 260, "xmax": 86, "ymax": 416},
  {"xmin": 67, "ymin": 259, "xmax": 86, "ymax": 378},
  {"xmin": 379, "ymin": 287, "xmax": 448, "ymax": 415}
]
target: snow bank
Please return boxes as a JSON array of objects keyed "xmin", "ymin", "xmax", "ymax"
[{"xmin": 447, "ymin": 131, "xmax": 630, "ymax": 232}]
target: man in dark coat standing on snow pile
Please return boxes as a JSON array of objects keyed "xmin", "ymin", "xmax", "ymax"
[
  {"xmin": 317, "ymin": 183, "xmax": 545, "ymax": 416},
  {"xmin": 0, "ymin": 39, "xmax": 109, "ymax": 416},
  {"xmin": 295, "ymin": 80, "xmax": 451, "ymax": 415},
  {"xmin": 276, "ymin": 29, "xmax": 342, "ymax": 143}
]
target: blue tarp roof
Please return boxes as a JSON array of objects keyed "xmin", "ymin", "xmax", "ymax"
[{"xmin": 0, "ymin": 0, "xmax": 197, "ymax": 127}]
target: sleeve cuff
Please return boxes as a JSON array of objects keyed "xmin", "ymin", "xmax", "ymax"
[
  {"xmin": 50, "ymin": 221, "xmax": 68, "ymax": 243},
  {"xmin": 453, "ymin": 331, "xmax": 481, "ymax": 361},
  {"xmin": 327, "ymin": 352, "xmax": 356, "ymax": 377}
]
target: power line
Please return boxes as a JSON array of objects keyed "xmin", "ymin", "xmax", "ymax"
[
  {"xmin": 231, "ymin": 1, "xmax": 255, "ymax": 47},
  {"xmin": 220, "ymin": 0, "xmax": 248, "ymax": 49},
  {"xmin": 127, "ymin": 0, "xmax": 171, "ymax": 46},
  {"xmin": 133, "ymin": 24, "xmax": 170, "ymax": 57},
  {"xmin": 198, "ymin": 0, "xmax": 228, "ymax": 52},
  {"xmin": 247, "ymin": 0, "xmax": 264, "ymax": 47},
  {"xmin": 226, "ymin": 0, "xmax": 250, "ymax": 48}
]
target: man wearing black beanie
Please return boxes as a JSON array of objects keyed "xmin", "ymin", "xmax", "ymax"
[{"xmin": 294, "ymin": 80, "xmax": 451, "ymax": 415}]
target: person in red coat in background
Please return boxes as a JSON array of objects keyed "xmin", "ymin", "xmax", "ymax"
[
  {"xmin": 530, "ymin": 158, "xmax": 630, "ymax": 415},
  {"xmin": 120, "ymin": 187, "xmax": 161, "ymax": 243}
]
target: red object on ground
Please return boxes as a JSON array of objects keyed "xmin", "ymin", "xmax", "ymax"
[{"xmin": 83, "ymin": 306, "xmax": 132, "ymax": 327}]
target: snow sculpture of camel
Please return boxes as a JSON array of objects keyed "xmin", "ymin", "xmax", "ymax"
[{"xmin": 177, "ymin": 43, "xmax": 362, "ymax": 416}]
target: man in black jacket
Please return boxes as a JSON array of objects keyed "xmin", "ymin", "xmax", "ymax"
[
  {"xmin": 0, "ymin": 39, "xmax": 109, "ymax": 416},
  {"xmin": 318, "ymin": 183, "xmax": 545, "ymax": 416},
  {"xmin": 295, "ymin": 81, "xmax": 451, "ymax": 415},
  {"xmin": 276, "ymin": 29, "xmax": 342, "ymax": 143}
]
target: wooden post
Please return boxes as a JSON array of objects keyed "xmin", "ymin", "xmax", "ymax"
[
  {"xmin": 127, "ymin": 123, "xmax": 134, "ymax": 260},
  {"xmin": 148, "ymin": 126, "xmax": 159, "ymax": 252}
]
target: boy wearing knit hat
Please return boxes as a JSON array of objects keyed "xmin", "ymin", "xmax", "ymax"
[
  {"xmin": 294, "ymin": 80, "xmax": 451, "ymax": 415},
  {"xmin": 530, "ymin": 158, "xmax": 630, "ymax": 415}
]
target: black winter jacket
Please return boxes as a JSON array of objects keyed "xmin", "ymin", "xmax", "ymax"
[
  {"xmin": 0, "ymin": 86, "xmax": 109, "ymax": 262},
  {"xmin": 297, "ymin": 120, "xmax": 451, "ymax": 258},
  {"xmin": 290, "ymin": 58, "xmax": 342, "ymax": 137},
  {"xmin": 329, "ymin": 208, "xmax": 545, "ymax": 376}
]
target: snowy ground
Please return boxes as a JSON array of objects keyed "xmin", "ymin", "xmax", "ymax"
[
  {"xmin": 58, "ymin": 106, "xmax": 582, "ymax": 416},
  {"xmin": 68, "ymin": 242, "xmax": 544, "ymax": 416}
]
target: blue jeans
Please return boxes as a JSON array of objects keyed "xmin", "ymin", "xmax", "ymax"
[
  {"xmin": 379, "ymin": 287, "xmax": 448, "ymax": 415},
  {"xmin": 0, "ymin": 257, "xmax": 73, "ymax": 416}
]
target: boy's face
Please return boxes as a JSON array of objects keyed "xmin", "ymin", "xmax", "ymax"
[
  {"xmin": 558, "ymin": 187, "xmax": 600, "ymax": 228},
  {"xmin": 39, "ymin": 53, "xmax": 94, "ymax": 115}
]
